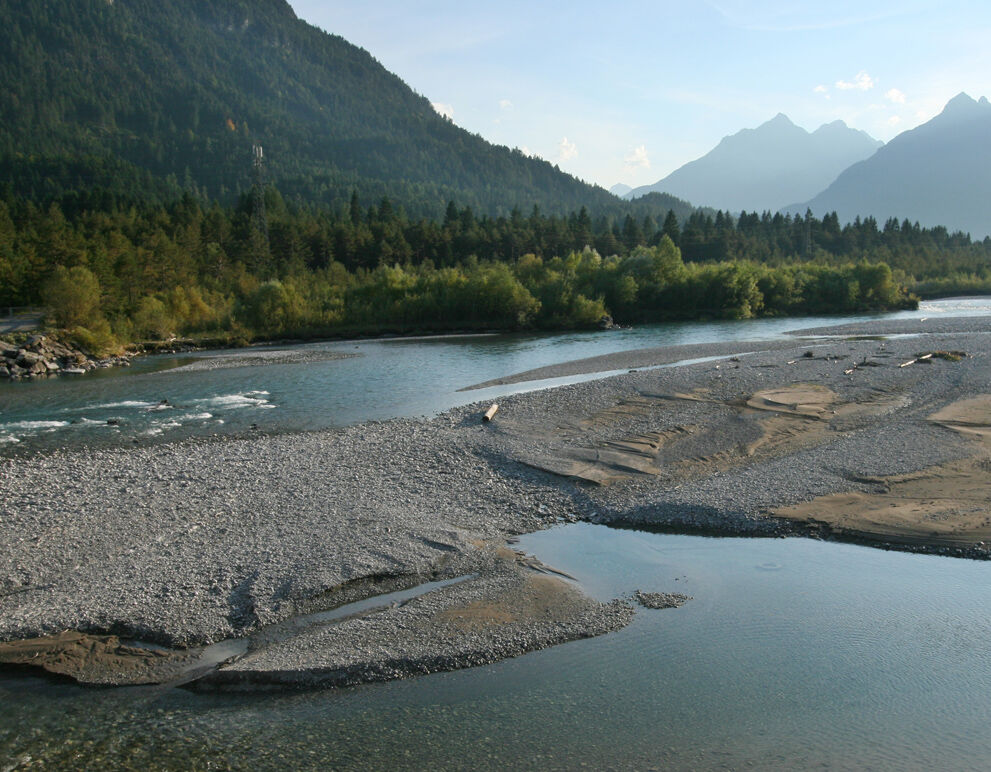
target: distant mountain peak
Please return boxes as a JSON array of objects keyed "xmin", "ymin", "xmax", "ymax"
[
  {"xmin": 944, "ymin": 91, "xmax": 977, "ymax": 109},
  {"xmin": 788, "ymin": 92, "xmax": 991, "ymax": 239},
  {"xmin": 626, "ymin": 112, "xmax": 882, "ymax": 212},
  {"xmin": 938, "ymin": 92, "xmax": 990, "ymax": 121},
  {"xmin": 756, "ymin": 113, "xmax": 803, "ymax": 136},
  {"xmin": 610, "ymin": 183, "xmax": 632, "ymax": 198},
  {"xmin": 815, "ymin": 119, "xmax": 849, "ymax": 132}
]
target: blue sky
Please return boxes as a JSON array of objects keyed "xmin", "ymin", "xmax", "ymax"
[{"xmin": 288, "ymin": 1, "xmax": 989, "ymax": 190}]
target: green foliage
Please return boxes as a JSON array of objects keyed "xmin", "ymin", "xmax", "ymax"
[
  {"xmin": 0, "ymin": 0, "xmax": 984, "ymax": 351},
  {"xmin": 237, "ymin": 280, "xmax": 305, "ymax": 336},
  {"xmin": 2, "ymin": 0, "xmax": 982, "ymax": 347},
  {"xmin": 14, "ymin": 186, "xmax": 991, "ymax": 347},
  {"xmin": 42, "ymin": 265, "xmax": 103, "ymax": 328},
  {"xmin": 65, "ymin": 319, "xmax": 120, "ymax": 357},
  {"xmin": 131, "ymin": 296, "xmax": 176, "ymax": 340}
]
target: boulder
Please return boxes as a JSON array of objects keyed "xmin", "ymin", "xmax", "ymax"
[{"xmin": 17, "ymin": 350, "xmax": 41, "ymax": 367}]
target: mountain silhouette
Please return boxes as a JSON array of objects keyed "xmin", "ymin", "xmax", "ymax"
[
  {"xmin": 788, "ymin": 93, "xmax": 991, "ymax": 238},
  {"xmin": 626, "ymin": 114, "xmax": 882, "ymax": 213}
]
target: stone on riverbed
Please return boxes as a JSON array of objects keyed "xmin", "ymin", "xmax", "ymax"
[
  {"xmin": 634, "ymin": 590, "xmax": 691, "ymax": 609},
  {"xmin": 0, "ymin": 332, "xmax": 133, "ymax": 379}
]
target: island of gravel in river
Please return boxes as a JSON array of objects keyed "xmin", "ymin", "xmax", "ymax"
[{"xmin": 1, "ymin": 315, "xmax": 989, "ymax": 686}]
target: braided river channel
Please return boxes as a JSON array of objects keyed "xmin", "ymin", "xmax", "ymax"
[{"xmin": 2, "ymin": 298, "xmax": 991, "ymax": 770}]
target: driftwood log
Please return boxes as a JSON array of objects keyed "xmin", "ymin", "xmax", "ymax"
[{"xmin": 483, "ymin": 403, "xmax": 499, "ymax": 422}]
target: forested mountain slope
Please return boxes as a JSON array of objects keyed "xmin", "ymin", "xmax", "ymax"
[{"xmin": 0, "ymin": 0, "xmax": 691, "ymax": 219}]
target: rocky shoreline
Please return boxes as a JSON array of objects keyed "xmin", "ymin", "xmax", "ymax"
[
  {"xmin": 1, "ymin": 317, "xmax": 989, "ymax": 687},
  {"xmin": 0, "ymin": 334, "xmax": 132, "ymax": 380}
]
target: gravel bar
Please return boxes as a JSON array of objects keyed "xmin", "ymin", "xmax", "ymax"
[
  {"xmin": 167, "ymin": 348, "xmax": 359, "ymax": 372},
  {"xmin": 461, "ymin": 339, "xmax": 797, "ymax": 389},
  {"xmin": 1, "ymin": 316, "xmax": 988, "ymax": 684},
  {"xmin": 788, "ymin": 316, "xmax": 991, "ymax": 337},
  {"xmin": 200, "ymin": 547, "xmax": 634, "ymax": 690}
]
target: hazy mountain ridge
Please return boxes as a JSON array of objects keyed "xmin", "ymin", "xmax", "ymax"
[
  {"xmin": 609, "ymin": 183, "xmax": 633, "ymax": 198},
  {"xmin": 787, "ymin": 93, "xmax": 991, "ymax": 238},
  {"xmin": 624, "ymin": 114, "xmax": 882, "ymax": 213}
]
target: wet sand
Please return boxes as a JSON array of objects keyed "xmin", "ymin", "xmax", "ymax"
[{"xmin": 0, "ymin": 630, "xmax": 197, "ymax": 685}]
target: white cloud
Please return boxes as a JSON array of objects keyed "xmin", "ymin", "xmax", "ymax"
[
  {"xmin": 558, "ymin": 136, "xmax": 578, "ymax": 162},
  {"xmin": 836, "ymin": 71, "xmax": 875, "ymax": 91},
  {"xmin": 624, "ymin": 144, "xmax": 651, "ymax": 169},
  {"xmin": 814, "ymin": 85, "xmax": 829, "ymax": 94},
  {"xmin": 888, "ymin": 115, "xmax": 902, "ymax": 126},
  {"xmin": 518, "ymin": 146, "xmax": 535, "ymax": 158},
  {"xmin": 885, "ymin": 88, "xmax": 907, "ymax": 104},
  {"xmin": 499, "ymin": 99, "xmax": 513, "ymax": 110},
  {"xmin": 431, "ymin": 102, "xmax": 455, "ymax": 120}
]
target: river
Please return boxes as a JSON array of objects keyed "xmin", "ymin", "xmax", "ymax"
[
  {"xmin": 2, "ymin": 298, "xmax": 991, "ymax": 770},
  {"xmin": 2, "ymin": 297, "xmax": 989, "ymax": 453}
]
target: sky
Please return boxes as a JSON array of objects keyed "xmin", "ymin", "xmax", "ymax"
[{"xmin": 287, "ymin": 1, "xmax": 990, "ymax": 191}]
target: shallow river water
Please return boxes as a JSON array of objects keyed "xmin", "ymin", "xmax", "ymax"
[
  {"xmin": 2, "ymin": 298, "xmax": 991, "ymax": 770},
  {"xmin": 2, "ymin": 525, "xmax": 990, "ymax": 770},
  {"xmin": 3, "ymin": 297, "xmax": 988, "ymax": 453}
]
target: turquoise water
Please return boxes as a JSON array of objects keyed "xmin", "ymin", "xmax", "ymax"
[
  {"xmin": 1, "ymin": 298, "xmax": 982, "ymax": 453},
  {"xmin": 2, "ymin": 525, "xmax": 990, "ymax": 770}
]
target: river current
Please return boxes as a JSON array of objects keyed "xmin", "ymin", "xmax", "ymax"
[{"xmin": 2, "ymin": 298, "xmax": 991, "ymax": 770}]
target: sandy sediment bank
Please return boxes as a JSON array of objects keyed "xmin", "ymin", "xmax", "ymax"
[
  {"xmin": 0, "ymin": 630, "xmax": 197, "ymax": 685},
  {"xmin": 167, "ymin": 347, "xmax": 359, "ymax": 372},
  {"xmin": 0, "ymin": 542, "xmax": 636, "ymax": 687},
  {"xmin": 772, "ymin": 394, "xmax": 991, "ymax": 547},
  {"xmin": 461, "ymin": 339, "xmax": 797, "ymax": 390},
  {"xmin": 479, "ymin": 330, "xmax": 990, "ymax": 555},
  {"xmin": 1, "ymin": 318, "xmax": 988, "ymax": 687}
]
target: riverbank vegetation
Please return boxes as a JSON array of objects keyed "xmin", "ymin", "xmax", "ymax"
[{"xmin": 3, "ymin": 188, "xmax": 988, "ymax": 353}]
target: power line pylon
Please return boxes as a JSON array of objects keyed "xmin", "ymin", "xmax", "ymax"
[{"xmin": 248, "ymin": 143, "xmax": 270, "ymax": 268}]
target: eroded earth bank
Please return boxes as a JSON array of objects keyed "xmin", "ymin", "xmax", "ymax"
[{"xmin": 1, "ymin": 316, "xmax": 989, "ymax": 686}]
